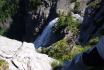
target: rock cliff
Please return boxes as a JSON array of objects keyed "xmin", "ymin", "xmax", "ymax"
[
  {"xmin": 0, "ymin": 0, "xmax": 88, "ymax": 42},
  {"xmin": 0, "ymin": 35, "xmax": 55, "ymax": 70}
]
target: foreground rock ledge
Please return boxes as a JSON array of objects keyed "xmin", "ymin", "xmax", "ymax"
[{"xmin": 0, "ymin": 35, "xmax": 54, "ymax": 70}]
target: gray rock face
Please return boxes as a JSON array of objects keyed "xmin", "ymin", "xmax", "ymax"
[
  {"xmin": 25, "ymin": 0, "xmax": 88, "ymax": 42},
  {"xmin": 56, "ymin": 0, "xmax": 71, "ymax": 15},
  {"xmin": 0, "ymin": 17, "xmax": 13, "ymax": 30},
  {"xmin": 79, "ymin": 0, "xmax": 104, "ymax": 44},
  {"xmin": 0, "ymin": 36, "xmax": 54, "ymax": 70},
  {"xmin": 0, "ymin": 0, "xmax": 88, "ymax": 42}
]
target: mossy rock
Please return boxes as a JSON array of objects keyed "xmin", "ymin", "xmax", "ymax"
[
  {"xmin": 0, "ymin": 60, "xmax": 9, "ymax": 70},
  {"xmin": 88, "ymin": 0, "xmax": 101, "ymax": 9}
]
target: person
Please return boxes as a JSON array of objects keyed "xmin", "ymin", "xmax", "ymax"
[{"xmin": 62, "ymin": 0, "xmax": 104, "ymax": 70}]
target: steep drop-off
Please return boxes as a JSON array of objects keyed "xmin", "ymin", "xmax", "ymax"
[{"xmin": 0, "ymin": 0, "xmax": 88, "ymax": 42}]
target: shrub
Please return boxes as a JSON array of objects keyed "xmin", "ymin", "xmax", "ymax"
[
  {"xmin": 53, "ymin": 16, "xmax": 67, "ymax": 34},
  {"xmin": 65, "ymin": 15, "xmax": 80, "ymax": 35},
  {"xmin": 41, "ymin": 14, "xmax": 82, "ymax": 62},
  {"xmin": 0, "ymin": 27, "xmax": 6, "ymax": 35},
  {"xmin": 29, "ymin": 0, "xmax": 42, "ymax": 10},
  {"xmin": 88, "ymin": 0, "xmax": 101, "ymax": 9},
  {"xmin": 53, "ymin": 15, "xmax": 80, "ymax": 35},
  {"xmin": 0, "ymin": 0, "xmax": 19, "ymax": 21},
  {"xmin": 41, "ymin": 38, "xmax": 88, "ymax": 63},
  {"xmin": 0, "ymin": 0, "xmax": 42, "ymax": 21},
  {"xmin": 73, "ymin": 2, "xmax": 81, "ymax": 14},
  {"xmin": 41, "ymin": 39, "xmax": 70, "ymax": 61}
]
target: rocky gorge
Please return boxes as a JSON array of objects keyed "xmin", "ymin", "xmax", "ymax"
[
  {"xmin": 0, "ymin": 0, "xmax": 103, "ymax": 70},
  {"xmin": 0, "ymin": 0, "xmax": 87, "ymax": 42}
]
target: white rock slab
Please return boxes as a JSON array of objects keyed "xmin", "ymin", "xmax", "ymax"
[{"xmin": 0, "ymin": 36, "xmax": 54, "ymax": 70}]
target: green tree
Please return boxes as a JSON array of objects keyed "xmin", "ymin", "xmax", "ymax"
[
  {"xmin": 53, "ymin": 15, "xmax": 80, "ymax": 35},
  {"xmin": 0, "ymin": 0, "xmax": 19, "ymax": 21},
  {"xmin": 29, "ymin": 0, "xmax": 42, "ymax": 10}
]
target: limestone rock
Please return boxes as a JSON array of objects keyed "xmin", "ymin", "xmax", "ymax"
[
  {"xmin": 56, "ymin": 0, "xmax": 71, "ymax": 15},
  {"xmin": 0, "ymin": 36, "xmax": 54, "ymax": 70}
]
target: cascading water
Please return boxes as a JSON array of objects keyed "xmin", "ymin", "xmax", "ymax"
[{"xmin": 34, "ymin": 18, "xmax": 59, "ymax": 48}]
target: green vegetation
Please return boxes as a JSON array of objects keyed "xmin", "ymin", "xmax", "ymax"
[
  {"xmin": 41, "ymin": 38, "xmax": 89, "ymax": 62},
  {"xmin": 0, "ymin": 60, "xmax": 5, "ymax": 66},
  {"xmin": 88, "ymin": 37, "xmax": 100, "ymax": 46},
  {"xmin": 42, "ymin": 13, "xmax": 95, "ymax": 65},
  {"xmin": 0, "ymin": 27, "xmax": 6, "ymax": 35},
  {"xmin": 0, "ymin": 0, "xmax": 19, "ymax": 35},
  {"xmin": 0, "ymin": 0, "xmax": 42, "ymax": 35},
  {"xmin": 0, "ymin": 0, "xmax": 19, "ymax": 21},
  {"xmin": 0, "ymin": 0, "xmax": 42, "ymax": 21},
  {"xmin": 0, "ymin": 0, "xmax": 101, "ymax": 69},
  {"xmin": 42, "ymin": 31, "xmax": 98, "ymax": 63},
  {"xmin": 53, "ymin": 15, "xmax": 80, "ymax": 35},
  {"xmin": 29, "ymin": 0, "xmax": 42, "ymax": 10},
  {"xmin": 53, "ymin": 16, "xmax": 67, "ymax": 34},
  {"xmin": 88, "ymin": 0, "xmax": 101, "ymax": 9},
  {"xmin": 42, "ymin": 38, "xmax": 70, "ymax": 61},
  {"xmin": 41, "ymin": 14, "xmax": 83, "ymax": 63},
  {"xmin": 74, "ymin": 2, "xmax": 80, "ymax": 13},
  {"xmin": 0, "ymin": 59, "xmax": 9, "ymax": 70},
  {"xmin": 70, "ymin": 0, "xmax": 77, "ymax": 3},
  {"xmin": 51, "ymin": 61, "xmax": 63, "ymax": 70}
]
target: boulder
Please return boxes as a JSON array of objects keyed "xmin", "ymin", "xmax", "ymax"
[{"xmin": 71, "ymin": 12, "xmax": 83, "ymax": 23}]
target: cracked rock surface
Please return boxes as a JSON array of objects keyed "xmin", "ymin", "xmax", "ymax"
[{"xmin": 0, "ymin": 36, "xmax": 54, "ymax": 70}]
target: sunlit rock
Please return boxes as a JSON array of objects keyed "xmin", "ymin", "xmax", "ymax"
[{"xmin": 0, "ymin": 36, "xmax": 54, "ymax": 70}]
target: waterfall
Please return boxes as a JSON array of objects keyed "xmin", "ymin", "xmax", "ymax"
[{"xmin": 34, "ymin": 18, "xmax": 59, "ymax": 48}]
